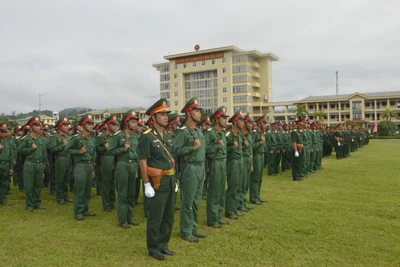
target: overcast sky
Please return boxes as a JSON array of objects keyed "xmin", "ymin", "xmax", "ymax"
[{"xmin": 1, "ymin": 0, "xmax": 399, "ymax": 114}]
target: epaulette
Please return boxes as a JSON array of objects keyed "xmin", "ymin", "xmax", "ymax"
[
  {"xmin": 97, "ymin": 132, "xmax": 103, "ymax": 137},
  {"xmin": 143, "ymin": 129, "xmax": 152, "ymax": 135},
  {"xmin": 115, "ymin": 130, "xmax": 121, "ymax": 135},
  {"xmin": 225, "ymin": 131, "xmax": 231, "ymax": 137},
  {"xmin": 207, "ymin": 128, "xmax": 212, "ymax": 132},
  {"xmin": 73, "ymin": 134, "xmax": 79, "ymax": 137},
  {"xmin": 180, "ymin": 126, "xmax": 187, "ymax": 130},
  {"xmin": 293, "ymin": 129, "xmax": 297, "ymax": 132},
  {"xmin": 21, "ymin": 135, "xmax": 27, "ymax": 140},
  {"xmin": 165, "ymin": 130, "xmax": 171, "ymax": 134}
]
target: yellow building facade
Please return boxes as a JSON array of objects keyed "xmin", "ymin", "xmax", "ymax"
[{"xmin": 153, "ymin": 46, "xmax": 278, "ymax": 115}]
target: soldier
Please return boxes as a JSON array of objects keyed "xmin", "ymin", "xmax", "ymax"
[
  {"xmin": 17, "ymin": 117, "xmax": 48, "ymax": 211},
  {"xmin": 0, "ymin": 122, "xmax": 14, "ymax": 206},
  {"xmin": 166, "ymin": 113, "xmax": 181, "ymax": 211},
  {"xmin": 134, "ymin": 118, "xmax": 144, "ymax": 206},
  {"xmin": 11, "ymin": 126, "xmax": 23, "ymax": 188},
  {"xmin": 64, "ymin": 114, "xmax": 96, "ymax": 220},
  {"xmin": 50, "ymin": 118, "xmax": 73, "ymax": 205},
  {"xmin": 138, "ymin": 99, "xmax": 177, "ymax": 260},
  {"xmin": 250, "ymin": 115, "xmax": 266, "ymax": 205},
  {"xmin": 240, "ymin": 113, "xmax": 255, "ymax": 212},
  {"xmin": 96, "ymin": 115, "xmax": 119, "ymax": 212},
  {"xmin": 174, "ymin": 97, "xmax": 207, "ymax": 243},
  {"xmin": 291, "ymin": 120, "xmax": 304, "ymax": 181},
  {"xmin": 225, "ymin": 110, "xmax": 245, "ymax": 220},
  {"xmin": 108, "ymin": 110, "xmax": 140, "ymax": 229},
  {"xmin": 94, "ymin": 123, "xmax": 107, "ymax": 196},
  {"xmin": 199, "ymin": 117, "xmax": 212, "ymax": 200},
  {"xmin": 205, "ymin": 106, "xmax": 230, "ymax": 228}
]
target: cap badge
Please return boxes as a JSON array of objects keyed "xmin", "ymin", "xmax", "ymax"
[
  {"xmin": 194, "ymin": 99, "xmax": 198, "ymax": 104},
  {"xmin": 162, "ymin": 101, "xmax": 166, "ymax": 106},
  {"xmin": 88, "ymin": 115, "xmax": 92, "ymax": 119}
]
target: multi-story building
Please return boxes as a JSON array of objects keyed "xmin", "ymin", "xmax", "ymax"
[
  {"xmin": 16, "ymin": 115, "xmax": 56, "ymax": 126},
  {"xmin": 265, "ymin": 91, "xmax": 400, "ymax": 126},
  {"xmin": 78, "ymin": 108, "xmax": 147, "ymax": 124},
  {"xmin": 153, "ymin": 45, "xmax": 278, "ymax": 115}
]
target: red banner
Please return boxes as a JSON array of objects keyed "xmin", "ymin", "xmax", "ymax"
[{"xmin": 175, "ymin": 52, "xmax": 224, "ymax": 64}]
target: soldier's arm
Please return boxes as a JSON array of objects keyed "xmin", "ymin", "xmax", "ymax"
[
  {"xmin": 173, "ymin": 130, "xmax": 195, "ymax": 157},
  {"xmin": 17, "ymin": 138, "xmax": 35, "ymax": 157},
  {"xmin": 95, "ymin": 135, "xmax": 107, "ymax": 155},
  {"xmin": 106, "ymin": 134, "xmax": 126, "ymax": 156},
  {"xmin": 205, "ymin": 130, "xmax": 217, "ymax": 156},
  {"xmin": 49, "ymin": 135, "xmax": 64, "ymax": 154},
  {"xmin": 64, "ymin": 136, "xmax": 81, "ymax": 155}
]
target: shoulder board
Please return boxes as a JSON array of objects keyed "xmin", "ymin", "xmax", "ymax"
[
  {"xmin": 115, "ymin": 130, "xmax": 121, "ymax": 135},
  {"xmin": 73, "ymin": 134, "xmax": 79, "ymax": 137},
  {"xmin": 97, "ymin": 132, "xmax": 103, "ymax": 137},
  {"xmin": 21, "ymin": 135, "xmax": 27, "ymax": 140},
  {"xmin": 293, "ymin": 129, "xmax": 297, "ymax": 132},
  {"xmin": 225, "ymin": 131, "xmax": 231, "ymax": 137},
  {"xmin": 180, "ymin": 126, "xmax": 187, "ymax": 130},
  {"xmin": 16, "ymin": 136, "xmax": 21, "ymax": 140},
  {"xmin": 207, "ymin": 128, "xmax": 212, "ymax": 132},
  {"xmin": 143, "ymin": 129, "xmax": 152, "ymax": 135}
]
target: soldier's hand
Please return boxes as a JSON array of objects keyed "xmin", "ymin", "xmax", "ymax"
[
  {"xmin": 233, "ymin": 141, "xmax": 238, "ymax": 148},
  {"xmin": 124, "ymin": 142, "xmax": 130, "ymax": 151},
  {"xmin": 193, "ymin": 139, "xmax": 201, "ymax": 150},
  {"xmin": 43, "ymin": 165, "xmax": 46, "ymax": 170},
  {"xmin": 243, "ymin": 140, "xmax": 249, "ymax": 148},
  {"xmin": 62, "ymin": 139, "xmax": 68, "ymax": 146},
  {"xmin": 92, "ymin": 172, "xmax": 95, "ymax": 179},
  {"xmin": 9, "ymin": 169, "xmax": 14, "ymax": 176},
  {"xmin": 104, "ymin": 142, "xmax": 109, "ymax": 149},
  {"xmin": 260, "ymin": 135, "xmax": 265, "ymax": 143},
  {"xmin": 270, "ymin": 151, "xmax": 274, "ymax": 154},
  {"xmin": 80, "ymin": 146, "xmax": 86, "ymax": 154},
  {"xmin": 251, "ymin": 166, "xmax": 254, "ymax": 172},
  {"xmin": 0, "ymin": 144, "xmax": 3, "ymax": 150},
  {"xmin": 283, "ymin": 149, "xmax": 286, "ymax": 153},
  {"xmin": 217, "ymin": 139, "xmax": 224, "ymax": 148},
  {"xmin": 32, "ymin": 143, "xmax": 37, "ymax": 149},
  {"xmin": 295, "ymin": 151, "xmax": 299, "ymax": 157}
]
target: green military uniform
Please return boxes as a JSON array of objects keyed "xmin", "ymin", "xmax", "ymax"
[
  {"xmin": 250, "ymin": 115, "xmax": 267, "ymax": 205},
  {"xmin": 64, "ymin": 114, "xmax": 96, "ymax": 220},
  {"xmin": 12, "ymin": 126, "xmax": 24, "ymax": 191},
  {"xmin": 96, "ymin": 115, "xmax": 118, "ymax": 211},
  {"xmin": 299, "ymin": 127, "xmax": 310, "ymax": 177},
  {"xmin": 174, "ymin": 97, "xmax": 206, "ymax": 241},
  {"xmin": 205, "ymin": 106, "xmax": 229, "ymax": 228},
  {"xmin": 291, "ymin": 121, "xmax": 303, "ymax": 181},
  {"xmin": 0, "ymin": 123, "xmax": 14, "ymax": 206},
  {"xmin": 239, "ymin": 113, "xmax": 254, "ymax": 211},
  {"xmin": 268, "ymin": 124, "xmax": 278, "ymax": 176},
  {"xmin": 17, "ymin": 117, "xmax": 48, "ymax": 211},
  {"xmin": 108, "ymin": 110, "xmax": 140, "ymax": 227},
  {"xmin": 199, "ymin": 117, "xmax": 212, "ymax": 200},
  {"xmin": 138, "ymin": 99, "xmax": 176, "ymax": 259},
  {"xmin": 94, "ymin": 123, "xmax": 107, "ymax": 196},
  {"xmin": 225, "ymin": 110, "xmax": 245, "ymax": 219},
  {"xmin": 50, "ymin": 118, "xmax": 72, "ymax": 204}
]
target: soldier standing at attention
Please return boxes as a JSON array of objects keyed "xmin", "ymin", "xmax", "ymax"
[
  {"xmin": 250, "ymin": 115, "xmax": 266, "ymax": 205},
  {"xmin": 17, "ymin": 117, "xmax": 48, "ymax": 211},
  {"xmin": 107, "ymin": 110, "xmax": 140, "ymax": 229},
  {"xmin": 138, "ymin": 99, "xmax": 177, "ymax": 260},
  {"xmin": 205, "ymin": 106, "xmax": 230, "ymax": 228},
  {"xmin": 134, "ymin": 118, "xmax": 144, "ymax": 206},
  {"xmin": 0, "ymin": 122, "xmax": 14, "ymax": 206},
  {"xmin": 174, "ymin": 97, "xmax": 207, "ymax": 243},
  {"xmin": 225, "ymin": 110, "xmax": 245, "ymax": 220},
  {"xmin": 96, "ymin": 115, "xmax": 119, "ymax": 212},
  {"xmin": 291, "ymin": 120, "xmax": 304, "ymax": 181},
  {"xmin": 50, "ymin": 118, "xmax": 73, "ymax": 205},
  {"xmin": 199, "ymin": 117, "xmax": 211, "ymax": 200},
  {"xmin": 166, "ymin": 113, "xmax": 181, "ymax": 211},
  {"xmin": 64, "ymin": 114, "xmax": 96, "ymax": 220},
  {"xmin": 11, "ymin": 126, "xmax": 23, "ymax": 188}
]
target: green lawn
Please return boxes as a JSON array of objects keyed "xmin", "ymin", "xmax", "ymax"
[{"xmin": 1, "ymin": 140, "xmax": 399, "ymax": 266}]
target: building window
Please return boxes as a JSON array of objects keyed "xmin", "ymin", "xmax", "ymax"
[
  {"xmin": 202, "ymin": 60, "xmax": 206, "ymax": 66},
  {"xmin": 211, "ymin": 59, "xmax": 216, "ymax": 65},
  {"xmin": 161, "ymin": 66, "xmax": 169, "ymax": 72},
  {"xmin": 222, "ymin": 68, "xmax": 226, "ymax": 73},
  {"xmin": 382, "ymin": 102, "xmax": 387, "ymax": 106},
  {"xmin": 174, "ymin": 101, "xmax": 178, "ymax": 106},
  {"xmin": 222, "ymin": 97, "xmax": 227, "ymax": 103},
  {"xmin": 330, "ymin": 104, "xmax": 335, "ymax": 109},
  {"xmin": 222, "ymin": 87, "xmax": 227, "ymax": 93},
  {"xmin": 160, "ymin": 83, "xmax": 170, "ymax": 90},
  {"xmin": 160, "ymin": 74, "xmax": 170, "ymax": 82},
  {"xmin": 174, "ymin": 82, "xmax": 178, "ymax": 88},
  {"xmin": 193, "ymin": 62, "xmax": 196, "ymax": 67},
  {"xmin": 390, "ymin": 101, "xmax": 395, "ymax": 106},
  {"xmin": 183, "ymin": 63, "xmax": 187, "ymax": 69},
  {"xmin": 174, "ymin": 73, "xmax": 178, "ymax": 79},
  {"xmin": 174, "ymin": 64, "xmax": 178, "ymax": 70},
  {"xmin": 309, "ymin": 105, "xmax": 313, "ymax": 109},
  {"xmin": 233, "ymin": 65, "xmax": 250, "ymax": 73},
  {"xmin": 174, "ymin": 92, "xmax": 178, "ymax": 97},
  {"xmin": 324, "ymin": 104, "xmax": 327, "ymax": 109},
  {"xmin": 352, "ymin": 100, "xmax": 362, "ymax": 120},
  {"xmin": 222, "ymin": 58, "xmax": 226, "ymax": 63},
  {"xmin": 330, "ymin": 115, "xmax": 335, "ymax": 119},
  {"xmin": 222, "ymin": 78, "xmax": 227, "ymax": 83}
]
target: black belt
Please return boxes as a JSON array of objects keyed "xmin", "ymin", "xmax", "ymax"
[
  {"xmin": 26, "ymin": 160, "xmax": 42, "ymax": 164},
  {"xmin": 79, "ymin": 161, "xmax": 93, "ymax": 164}
]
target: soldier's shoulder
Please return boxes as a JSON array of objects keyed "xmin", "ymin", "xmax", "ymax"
[
  {"xmin": 114, "ymin": 130, "xmax": 121, "ymax": 135},
  {"xmin": 180, "ymin": 126, "xmax": 187, "ymax": 130}
]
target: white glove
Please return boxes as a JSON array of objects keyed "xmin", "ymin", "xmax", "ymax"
[
  {"xmin": 352, "ymin": 139, "xmax": 354, "ymax": 142},
  {"xmin": 295, "ymin": 151, "xmax": 299, "ymax": 158},
  {"xmin": 338, "ymin": 142, "xmax": 341, "ymax": 146},
  {"xmin": 144, "ymin": 183, "xmax": 155, "ymax": 198},
  {"xmin": 175, "ymin": 183, "xmax": 179, "ymax": 192}
]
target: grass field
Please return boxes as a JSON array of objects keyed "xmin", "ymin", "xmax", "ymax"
[{"xmin": 1, "ymin": 140, "xmax": 400, "ymax": 267}]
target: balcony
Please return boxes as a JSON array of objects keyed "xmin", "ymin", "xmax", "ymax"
[
  {"xmin": 252, "ymin": 82, "xmax": 260, "ymax": 88},
  {"xmin": 251, "ymin": 62, "xmax": 260, "ymax": 68},
  {"xmin": 251, "ymin": 92, "xmax": 260, "ymax": 98},
  {"xmin": 252, "ymin": 72, "xmax": 260, "ymax": 78}
]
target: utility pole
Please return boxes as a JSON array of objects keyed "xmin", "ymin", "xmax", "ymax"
[
  {"xmin": 39, "ymin": 92, "xmax": 49, "ymax": 114},
  {"xmin": 336, "ymin": 71, "xmax": 339, "ymax": 95}
]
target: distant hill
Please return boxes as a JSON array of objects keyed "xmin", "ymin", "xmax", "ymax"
[{"xmin": 59, "ymin": 107, "xmax": 92, "ymax": 116}]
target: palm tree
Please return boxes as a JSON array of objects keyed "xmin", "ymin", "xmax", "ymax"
[
  {"xmin": 295, "ymin": 104, "xmax": 309, "ymax": 120},
  {"xmin": 314, "ymin": 110, "xmax": 327, "ymax": 122},
  {"xmin": 381, "ymin": 108, "xmax": 397, "ymax": 121}
]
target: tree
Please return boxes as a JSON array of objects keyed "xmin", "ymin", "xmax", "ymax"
[
  {"xmin": 378, "ymin": 121, "xmax": 397, "ymax": 136},
  {"xmin": 295, "ymin": 104, "xmax": 309, "ymax": 120},
  {"xmin": 314, "ymin": 111, "xmax": 327, "ymax": 122},
  {"xmin": 381, "ymin": 108, "xmax": 397, "ymax": 121}
]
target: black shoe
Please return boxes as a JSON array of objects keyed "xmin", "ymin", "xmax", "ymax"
[
  {"xmin": 174, "ymin": 206, "xmax": 181, "ymax": 211},
  {"xmin": 128, "ymin": 221, "xmax": 140, "ymax": 226},
  {"xmin": 83, "ymin": 212, "xmax": 96, "ymax": 216},
  {"xmin": 150, "ymin": 252, "xmax": 166, "ymax": 260},
  {"xmin": 161, "ymin": 250, "xmax": 176, "ymax": 256},
  {"xmin": 121, "ymin": 223, "xmax": 130, "ymax": 229},
  {"xmin": 251, "ymin": 200, "xmax": 262, "ymax": 205},
  {"xmin": 76, "ymin": 216, "xmax": 85, "ymax": 221},
  {"xmin": 180, "ymin": 234, "xmax": 199, "ymax": 243},
  {"xmin": 226, "ymin": 214, "xmax": 238, "ymax": 220}
]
